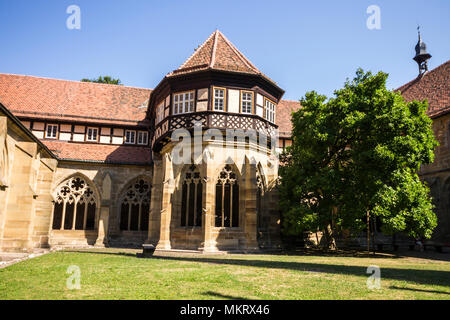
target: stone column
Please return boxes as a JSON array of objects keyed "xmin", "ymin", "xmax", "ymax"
[
  {"xmin": 244, "ymin": 158, "xmax": 259, "ymax": 251},
  {"xmin": 95, "ymin": 206, "xmax": 109, "ymax": 246},
  {"xmin": 146, "ymin": 157, "xmax": 162, "ymax": 245},
  {"xmin": 199, "ymin": 153, "xmax": 218, "ymax": 253},
  {"xmin": 155, "ymin": 152, "xmax": 174, "ymax": 250}
]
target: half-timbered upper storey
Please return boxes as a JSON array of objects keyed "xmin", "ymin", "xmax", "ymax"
[{"xmin": 148, "ymin": 30, "xmax": 286, "ymax": 150}]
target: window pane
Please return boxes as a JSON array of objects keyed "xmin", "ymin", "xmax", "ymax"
[{"xmin": 215, "ymin": 184, "xmax": 222, "ymax": 227}]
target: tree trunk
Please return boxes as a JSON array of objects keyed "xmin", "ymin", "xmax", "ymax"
[
  {"xmin": 366, "ymin": 210, "xmax": 370, "ymax": 253},
  {"xmin": 324, "ymin": 223, "xmax": 336, "ymax": 250}
]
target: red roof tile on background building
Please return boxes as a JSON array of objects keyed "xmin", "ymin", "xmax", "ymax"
[
  {"xmin": 397, "ymin": 60, "xmax": 450, "ymax": 118},
  {"xmin": 277, "ymin": 100, "xmax": 302, "ymax": 137},
  {"xmin": 42, "ymin": 140, "xmax": 151, "ymax": 164},
  {"xmin": 0, "ymin": 74, "xmax": 152, "ymax": 125}
]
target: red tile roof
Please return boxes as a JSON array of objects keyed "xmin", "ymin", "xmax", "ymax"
[
  {"xmin": 42, "ymin": 140, "xmax": 151, "ymax": 165},
  {"xmin": 168, "ymin": 30, "xmax": 275, "ymax": 84},
  {"xmin": 397, "ymin": 60, "xmax": 450, "ymax": 118},
  {"xmin": 0, "ymin": 74, "xmax": 152, "ymax": 126},
  {"xmin": 277, "ymin": 100, "xmax": 301, "ymax": 137}
]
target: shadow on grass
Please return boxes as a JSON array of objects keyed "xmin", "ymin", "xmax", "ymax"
[
  {"xmin": 148, "ymin": 255, "xmax": 450, "ymax": 289},
  {"xmin": 63, "ymin": 249, "xmax": 450, "ymax": 289},
  {"xmin": 202, "ymin": 291, "xmax": 249, "ymax": 300},
  {"xmin": 390, "ymin": 286, "xmax": 450, "ymax": 295}
]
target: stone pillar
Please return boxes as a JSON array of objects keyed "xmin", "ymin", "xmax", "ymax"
[
  {"xmin": 199, "ymin": 153, "xmax": 218, "ymax": 253},
  {"xmin": 155, "ymin": 152, "xmax": 174, "ymax": 250},
  {"xmin": 146, "ymin": 157, "xmax": 162, "ymax": 245},
  {"xmin": 244, "ymin": 158, "xmax": 259, "ymax": 251},
  {"xmin": 95, "ymin": 206, "xmax": 109, "ymax": 246}
]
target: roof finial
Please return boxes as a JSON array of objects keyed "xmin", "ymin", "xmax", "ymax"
[{"xmin": 413, "ymin": 26, "xmax": 431, "ymax": 76}]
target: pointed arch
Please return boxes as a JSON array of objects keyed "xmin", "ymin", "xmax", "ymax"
[
  {"xmin": 51, "ymin": 174, "xmax": 99, "ymax": 230},
  {"xmin": 215, "ymin": 164, "xmax": 240, "ymax": 228},
  {"xmin": 179, "ymin": 165, "xmax": 203, "ymax": 227},
  {"xmin": 118, "ymin": 176, "xmax": 152, "ymax": 231}
]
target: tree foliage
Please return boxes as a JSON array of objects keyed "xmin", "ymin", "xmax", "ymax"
[
  {"xmin": 81, "ymin": 76, "xmax": 122, "ymax": 85},
  {"xmin": 279, "ymin": 69, "xmax": 438, "ymax": 248}
]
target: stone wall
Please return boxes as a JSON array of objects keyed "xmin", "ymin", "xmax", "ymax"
[{"xmin": 419, "ymin": 113, "xmax": 450, "ymax": 241}]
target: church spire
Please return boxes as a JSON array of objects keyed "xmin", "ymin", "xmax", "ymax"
[{"xmin": 413, "ymin": 26, "xmax": 432, "ymax": 75}]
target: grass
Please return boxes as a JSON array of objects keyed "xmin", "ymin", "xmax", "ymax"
[{"xmin": 0, "ymin": 248, "xmax": 449, "ymax": 300}]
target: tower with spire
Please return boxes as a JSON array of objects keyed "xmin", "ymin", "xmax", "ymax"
[{"xmin": 413, "ymin": 26, "xmax": 432, "ymax": 75}]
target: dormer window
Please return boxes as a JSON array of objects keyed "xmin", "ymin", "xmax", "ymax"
[
  {"xmin": 46, "ymin": 124, "xmax": 58, "ymax": 139},
  {"xmin": 86, "ymin": 127, "xmax": 98, "ymax": 142},
  {"xmin": 213, "ymin": 88, "xmax": 226, "ymax": 111},
  {"xmin": 125, "ymin": 130, "xmax": 136, "ymax": 144},
  {"xmin": 173, "ymin": 91, "xmax": 194, "ymax": 115},
  {"xmin": 264, "ymin": 99, "xmax": 276, "ymax": 123},
  {"xmin": 241, "ymin": 91, "xmax": 253, "ymax": 114}
]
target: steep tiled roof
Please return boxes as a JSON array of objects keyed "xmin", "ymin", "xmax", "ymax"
[
  {"xmin": 277, "ymin": 100, "xmax": 301, "ymax": 137},
  {"xmin": 0, "ymin": 74, "xmax": 152, "ymax": 126},
  {"xmin": 42, "ymin": 140, "xmax": 151, "ymax": 165},
  {"xmin": 168, "ymin": 30, "xmax": 275, "ymax": 84},
  {"xmin": 397, "ymin": 60, "xmax": 450, "ymax": 118}
]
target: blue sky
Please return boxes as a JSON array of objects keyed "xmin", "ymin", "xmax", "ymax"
[{"xmin": 0, "ymin": 0, "xmax": 449, "ymax": 100}]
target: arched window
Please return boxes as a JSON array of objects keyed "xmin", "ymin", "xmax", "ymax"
[
  {"xmin": 119, "ymin": 178, "xmax": 151, "ymax": 231},
  {"xmin": 52, "ymin": 176, "xmax": 97, "ymax": 230},
  {"xmin": 215, "ymin": 165, "xmax": 239, "ymax": 227},
  {"xmin": 180, "ymin": 165, "xmax": 203, "ymax": 227}
]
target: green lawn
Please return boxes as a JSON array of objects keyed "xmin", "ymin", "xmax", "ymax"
[{"xmin": 0, "ymin": 248, "xmax": 449, "ymax": 300}]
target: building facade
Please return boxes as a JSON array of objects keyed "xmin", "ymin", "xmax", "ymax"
[{"xmin": 0, "ymin": 31, "xmax": 300, "ymax": 252}]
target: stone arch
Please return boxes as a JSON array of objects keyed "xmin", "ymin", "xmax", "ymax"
[
  {"xmin": 214, "ymin": 164, "xmax": 240, "ymax": 228},
  {"xmin": 117, "ymin": 175, "xmax": 152, "ymax": 232},
  {"xmin": 51, "ymin": 174, "xmax": 100, "ymax": 231}
]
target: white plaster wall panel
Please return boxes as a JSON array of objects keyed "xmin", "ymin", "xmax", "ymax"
[
  {"xmin": 73, "ymin": 133, "xmax": 85, "ymax": 142},
  {"xmin": 32, "ymin": 131, "xmax": 44, "ymax": 139},
  {"xmin": 112, "ymin": 136, "xmax": 123, "ymax": 145},
  {"xmin": 228, "ymin": 90, "xmax": 240, "ymax": 113},
  {"xmin": 74, "ymin": 125, "xmax": 85, "ymax": 133},
  {"xmin": 197, "ymin": 88, "xmax": 208, "ymax": 100},
  {"xmin": 59, "ymin": 132, "xmax": 71, "ymax": 141},
  {"xmin": 100, "ymin": 136, "xmax": 111, "ymax": 144},
  {"xmin": 60, "ymin": 124, "xmax": 72, "ymax": 132},
  {"xmin": 165, "ymin": 95, "xmax": 170, "ymax": 106},
  {"xmin": 197, "ymin": 101, "xmax": 208, "ymax": 112},
  {"xmin": 33, "ymin": 122, "xmax": 45, "ymax": 131},
  {"xmin": 113, "ymin": 128, "xmax": 124, "ymax": 137},
  {"xmin": 256, "ymin": 105, "xmax": 264, "ymax": 117},
  {"xmin": 256, "ymin": 94, "xmax": 264, "ymax": 107}
]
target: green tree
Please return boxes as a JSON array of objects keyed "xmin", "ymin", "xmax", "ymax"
[
  {"xmin": 279, "ymin": 69, "xmax": 438, "ymax": 250},
  {"xmin": 81, "ymin": 76, "xmax": 122, "ymax": 85}
]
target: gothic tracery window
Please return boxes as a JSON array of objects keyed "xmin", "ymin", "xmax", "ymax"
[
  {"xmin": 119, "ymin": 178, "xmax": 151, "ymax": 231},
  {"xmin": 215, "ymin": 165, "xmax": 239, "ymax": 227},
  {"xmin": 180, "ymin": 165, "xmax": 203, "ymax": 227},
  {"xmin": 52, "ymin": 176, "xmax": 97, "ymax": 230},
  {"xmin": 256, "ymin": 167, "xmax": 265, "ymax": 231}
]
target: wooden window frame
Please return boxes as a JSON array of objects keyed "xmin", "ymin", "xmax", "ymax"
[
  {"xmin": 173, "ymin": 90, "xmax": 195, "ymax": 115},
  {"xmin": 240, "ymin": 90, "xmax": 253, "ymax": 114},
  {"xmin": 86, "ymin": 127, "xmax": 99, "ymax": 143},
  {"xmin": 124, "ymin": 130, "xmax": 136, "ymax": 145},
  {"xmin": 137, "ymin": 131, "xmax": 148, "ymax": 146},
  {"xmin": 213, "ymin": 87, "xmax": 227, "ymax": 112},
  {"xmin": 263, "ymin": 98, "xmax": 276, "ymax": 123},
  {"xmin": 45, "ymin": 123, "xmax": 59, "ymax": 139}
]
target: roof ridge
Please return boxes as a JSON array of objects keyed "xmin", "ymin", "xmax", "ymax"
[
  {"xmin": 217, "ymin": 31, "xmax": 260, "ymax": 73},
  {"xmin": 0, "ymin": 73, "xmax": 153, "ymax": 91},
  {"xmin": 210, "ymin": 30, "xmax": 219, "ymax": 68}
]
